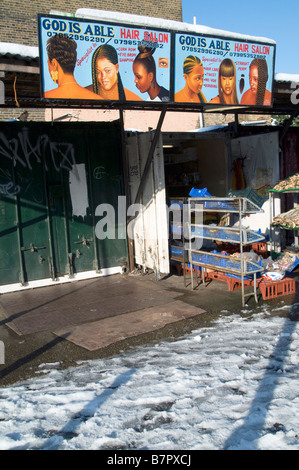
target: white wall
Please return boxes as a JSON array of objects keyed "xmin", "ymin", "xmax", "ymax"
[
  {"xmin": 230, "ymin": 132, "xmax": 282, "ymax": 250},
  {"xmin": 45, "ymin": 108, "xmax": 200, "ymax": 132}
]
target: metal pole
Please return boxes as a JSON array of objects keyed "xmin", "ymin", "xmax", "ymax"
[
  {"xmin": 42, "ymin": 149, "xmax": 56, "ymax": 281},
  {"xmin": 239, "ymin": 198, "xmax": 245, "ymax": 307},
  {"xmin": 84, "ymin": 130, "xmax": 101, "ymax": 273},
  {"xmin": 132, "ymin": 107, "xmax": 167, "ymax": 207},
  {"xmin": 119, "ymin": 107, "xmax": 135, "ymax": 272},
  {"xmin": 11, "ymin": 163, "xmax": 26, "ymax": 285}
]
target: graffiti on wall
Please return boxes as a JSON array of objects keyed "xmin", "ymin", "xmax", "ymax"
[
  {"xmin": 0, "ymin": 127, "xmax": 77, "ymax": 197},
  {"xmin": 0, "ymin": 128, "xmax": 76, "ymax": 173}
]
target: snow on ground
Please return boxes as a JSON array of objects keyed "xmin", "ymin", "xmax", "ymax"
[{"xmin": 0, "ymin": 302, "xmax": 299, "ymax": 451}]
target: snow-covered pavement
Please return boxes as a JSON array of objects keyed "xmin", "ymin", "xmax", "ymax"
[{"xmin": 0, "ymin": 302, "xmax": 298, "ymax": 450}]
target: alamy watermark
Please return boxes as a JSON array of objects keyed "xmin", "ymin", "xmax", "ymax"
[
  {"xmin": 94, "ymin": 196, "xmax": 203, "ymax": 248},
  {"xmin": 0, "ymin": 340, "xmax": 4, "ymax": 365},
  {"xmin": 291, "ymin": 81, "xmax": 299, "ymax": 105}
]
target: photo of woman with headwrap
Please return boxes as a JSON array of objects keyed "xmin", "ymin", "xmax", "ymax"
[
  {"xmin": 86, "ymin": 44, "xmax": 141, "ymax": 101},
  {"xmin": 209, "ymin": 58, "xmax": 239, "ymax": 105},
  {"xmin": 240, "ymin": 58, "xmax": 271, "ymax": 106},
  {"xmin": 174, "ymin": 55, "xmax": 207, "ymax": 103},
  {"xmin": 44, "ymin": 35, "xmax": 99, "ymax": 100},
  {"xmin": 133, "ymin": 45, "xmax": 170, "ymax": 102}
]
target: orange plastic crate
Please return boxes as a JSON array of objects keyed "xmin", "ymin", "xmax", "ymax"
[
  {"xmin": 226, "ymin": 276, "xmax": 262, "ymax": 291},
  {"xmin": 244, "ymin": 242, "xmax": 268, "ymax": 258},
  {"xmin": 204, "ymin": 270, "xmax": 228, "ymax": 283},
  {"xmin": 252, "ymin": 242, "xmax": 268, "ymax": 258},
  {"xmin": 259, "ymin": 277, "xmax": 296, "ymax": 300},
  {"xmin": 184, "ymin": 265, "xmax": 201, "ymax": 274},
  {"xmin": 184, "ymin": 267, "xmax": 228, "ymax": 284}
]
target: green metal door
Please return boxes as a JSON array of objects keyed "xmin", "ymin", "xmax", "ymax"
[
  {"xmin": 17, "ymin": 147, "xmax": 53, "ymax": 283},
  {"xmin": 0, "ymin": 121, "xmax": 128, "ymax": 288},
  {"xmin": 88, "ymin": 122, "xmax": 128, "ymax": 270},
  {"xmin": 0, "ymin": 150, "xmax": 20, "ymax": 285},
  {"xmin": 0, "ymin": 124, "xmax": 52, "ymax": 285},
  {"xmin": 46, "ymin": 123, "xmax": 97, "ymax": 277}
]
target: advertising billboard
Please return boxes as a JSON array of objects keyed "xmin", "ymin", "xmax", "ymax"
[
  {"xmin": 38, "ymin": 14, "xmax": 275, "ymax": 108},
  {"xmin": 38, "ymin": 14, "xmax": 171, "ymax": 103},
  {"xmin": 174, "ymin": 32, "xmax": 275, "ymax": 106}
]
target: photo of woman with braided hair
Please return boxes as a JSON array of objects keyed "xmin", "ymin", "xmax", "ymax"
[
  {"xmin": 86, "ymin": 43, "xmax": 141, "ymax": 101},
  {"xmin": 209, "ymin": 58, "xmax": 239, "ymax": 105},
  {"xmin": 133, "ymin": 44, "xmax": 170, "ymax": 101},
  {"xmin": 174, "ymin": 55, "xmax": 207, "ymax": 103},
  {"xmin": 44, "ymin": 35, "xmax": 99, "ymax": 100},
  {"xmin": 240, "ymin": 58, "xmax": 272, "ymax": 106}
]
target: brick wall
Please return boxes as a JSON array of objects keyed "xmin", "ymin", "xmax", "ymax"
[
  {"xmin": 203, "ymin": 113, "xmax": 271, "ymax": 127},
  {"xmin": 0, "ymin": 107, "xmax": 45, "ymax": 122},
  {"xmin": 0, "ymin": 0, "xmax": 182, "ymax": 46}
]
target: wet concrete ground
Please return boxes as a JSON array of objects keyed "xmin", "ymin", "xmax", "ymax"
[{"xmin": 0, "ymin": 269, "xmax": 298, "ymax": 387}]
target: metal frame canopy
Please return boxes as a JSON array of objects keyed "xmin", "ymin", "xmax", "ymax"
[{"xmin": 36, "ymin": 9, "xmax": 276, "ymax": 114}]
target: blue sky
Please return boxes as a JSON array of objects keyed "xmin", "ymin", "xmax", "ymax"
[{"xmin": 182, "ymin": 0, "xmax": 298, "ymax": 75}]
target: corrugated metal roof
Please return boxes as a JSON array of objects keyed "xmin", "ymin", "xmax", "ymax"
[{"xmin": 0, "ymin": 42, "xmax": 39, "ymax": 61}]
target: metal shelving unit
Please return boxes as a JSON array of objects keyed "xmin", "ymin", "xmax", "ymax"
[{"xmin": 187, "ymin": 197, "xmax": 265, "ymax": 306}]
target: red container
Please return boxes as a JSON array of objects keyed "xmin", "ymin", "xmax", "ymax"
[{"xmin": 259, "ymin": 277, "xmax": 296, "ymax": 300}]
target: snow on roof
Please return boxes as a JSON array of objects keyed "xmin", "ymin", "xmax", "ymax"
[
  {"xmin": 0, "ymin": 42, "xmax": 39, "ymax": 60},
  {"xmin": 76, "ymin": 8, "xmax": 276, "ymax": 45},
  {"xmin": 275, "ymin": 73, "xmax": 299, "ymax": 83}
]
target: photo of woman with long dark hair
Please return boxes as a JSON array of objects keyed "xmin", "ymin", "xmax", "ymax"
[
  {"xmin": 209, "ymin": 58, "xmax": 239, "ymax": 105},
  {"xmin": 133, "ymin": 45, "xmax": 170, "ymax": 102},
  {"xmin": 174, "ymin": 55, "xmax": 207, "ymax": 103},
  {"xmin": 86, "ymin": 44, "xmax": 141, "ymax": 101},
  {"xmin": 240, "ymin": 58, "xmax": 271, "ymax": 106}
]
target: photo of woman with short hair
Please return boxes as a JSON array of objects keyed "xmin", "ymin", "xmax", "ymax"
[{"xmin": 44, "ymin": 35, "xmax": 99, "ymax": 100}]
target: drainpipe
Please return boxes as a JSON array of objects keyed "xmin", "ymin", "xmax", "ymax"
[{"xmin": 199, "ymin": 113, "xmax": 204, "ymax": 128}]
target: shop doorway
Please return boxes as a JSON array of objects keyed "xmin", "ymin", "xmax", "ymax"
[{"xmin": 126, "ymin": 130, "xmax": 169, "ymax": 276}]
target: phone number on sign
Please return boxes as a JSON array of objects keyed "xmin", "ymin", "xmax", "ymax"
[
  {"xmin": 180, "ymin": 45, "xmax": 268, "ymax": 61},
  {"xmin": 45, "ymin": 32, "xmax": 165, "ymax": 48}
]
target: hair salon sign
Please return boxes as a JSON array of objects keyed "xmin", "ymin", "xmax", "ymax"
[{"xmin": 38, "ymin": 13, "xmax": 275, "ymax": 108}]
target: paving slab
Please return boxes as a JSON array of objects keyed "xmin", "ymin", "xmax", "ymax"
[
  {"xmin": 0, "ymin": 275, "xmax": 181, "ymax": 336},
  {"xmin": 53, "ymin": 300, "xmax": 205, "ymax": 350}
]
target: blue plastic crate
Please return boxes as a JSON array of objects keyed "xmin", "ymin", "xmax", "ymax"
[
  {"xmin": 287, "ymin": 257, "xmax": 299, "ymax": 273},
  {"xmin": 225, "ymin": 273, "xmax": 258, "ymax": 280},
  {"xmin": 218, "ymin": 229, "xmax": 239, "ymax": 242},
  {"xmin": 189, "ymin": 187, "xmax": 212, "ymax": 197},
  {"xmin": 204, "ymin": 200, "xmax": 236, "ymax": 211},
  {"xmin": 170, "ymin": 247, "xmax": 184, "ymax": 257}
]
